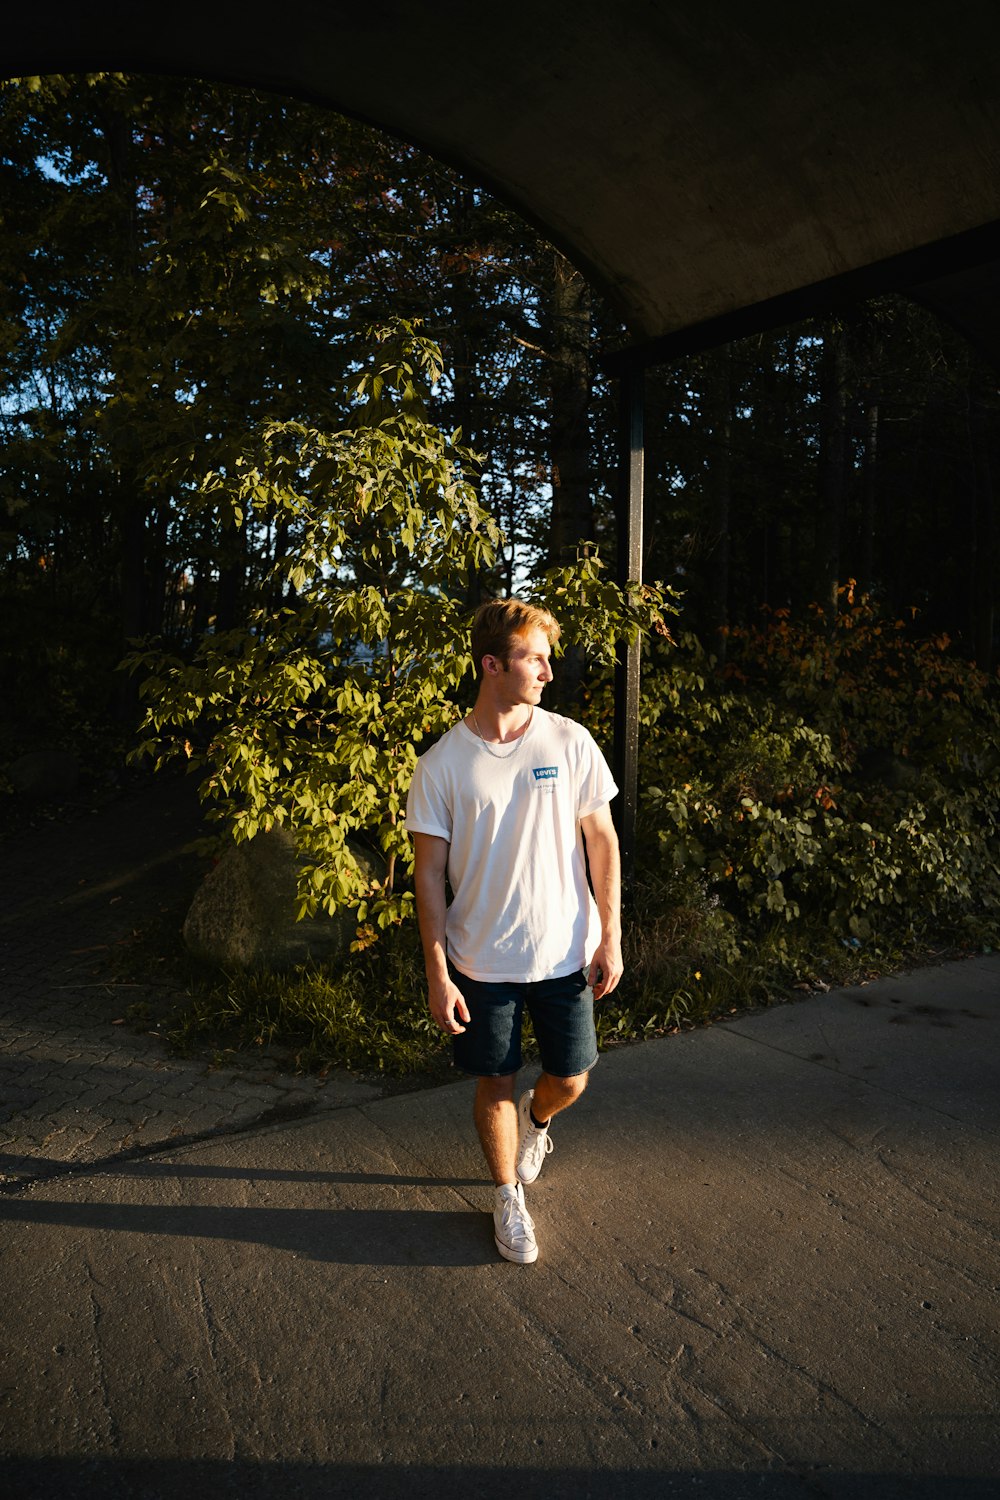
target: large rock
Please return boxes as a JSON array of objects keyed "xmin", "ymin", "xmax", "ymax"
[
  {"xmin": 182, "ymin": 827, "xmax": 384, "ymax": 972},
  {"xmin": 8, "ymin": 749, "xmax": 80, "ymax": 800}
]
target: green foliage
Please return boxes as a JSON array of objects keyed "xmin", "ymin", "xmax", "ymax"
[
  {"xmin": 637, "ymin": 595, "xmax": 1000, "ymax": 948},
  {"xmin": 169, "ymin": 923, "xmax": 449, "ymax": 1077},
  {"xmin": 532, "ymin": 544, "xmax": 678, "ymax": 672},
  {"xmin": 125, "ymin": 322, "xmax": 675, "ymax": 954},
  {"xmin": 160, "ymin": 862, "xmax": 882, "ymax": 1076},
  {"xmin": 126, "ymin": 323, "xmax": 504, "ymax": 935},
  {"xmin": 0, "ymin": 69, "xmax": 570, "ymax": 701}
]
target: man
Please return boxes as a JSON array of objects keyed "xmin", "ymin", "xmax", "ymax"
[{"xmin": 404, "ymin": 598, "xmax": 623, "ymax": 1264}]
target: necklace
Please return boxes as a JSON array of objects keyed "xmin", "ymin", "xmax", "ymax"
[{"xmin": 469, "ymin": 707, "xmax": 533, "ymax": 759}]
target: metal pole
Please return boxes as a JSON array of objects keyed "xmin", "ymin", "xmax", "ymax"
[{"xmin": 613, "ymin": 361, "xmax": 644, "ymax": 893}]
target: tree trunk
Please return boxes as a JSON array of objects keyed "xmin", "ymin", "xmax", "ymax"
[
  {"xmin": 546, "ymin": 253, "xmax": 593, "ymax": 568},
  {"xmin": 818, "ymin": 324, "xmax": 849, "ymax": 619},
  {"xmin": 968, "ymin": 357, "xmax": 997, "ymax": 671},
  {"xmin": 545, "ymin": 252, "xmax": 592, "ymax": 705},
  {"xmin": 439, "ymin": 186, "xmax": 491, "ymax": 607},
  {"xmin": 859, "ymin": 400, "xmax": 879, "ymax": 595},
  {"xmin": 104, "ymin": 103, "xmax": 146, "ymax": 718},
  {"xmin": 704, "ymin": 346, "xmax": 733, "ymax": 662},
  {"xmin": 215, "ymin": 519, "xmax": 249, "ymax": 632},
  {"xmin": 119, "ymin": 492, "xmax": 147, "ymax": 641}
]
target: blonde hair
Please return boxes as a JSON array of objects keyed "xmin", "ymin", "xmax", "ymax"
[{"xmin": 470, "ymin": 598, "xmax": 561, "ymax": 680}]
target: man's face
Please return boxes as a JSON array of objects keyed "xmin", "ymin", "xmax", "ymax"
[{"xmin": 497, "ymin": 626, "xmax": 554, "ymax": 706}]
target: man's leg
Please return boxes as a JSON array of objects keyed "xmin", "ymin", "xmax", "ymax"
[
  {"xmin": 473, "ymin": 1073, "xmax": 518, "ymax": 1184},
  {"xmin": 517, "ymin": 968, "xmax": 597, "ymax": 1186},
  {"xmin": 452, "ymin": 973, "xmax": 522, "ymax": 1184},
  {"xmin": 475, "ymin": 1074, "xmax": 539, "ymax": 1264},
  {"xmin": 531, "ymin": 1068, "xmax": 588, "ymax": 1125},
  {"xmin": 516, "ymin": 1070, "xmax": 588, "ymax": 1186}
]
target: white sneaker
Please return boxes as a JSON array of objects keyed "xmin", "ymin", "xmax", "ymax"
[
  {"xmin": 516, "ymin": 1089, "xmax": 554, "ymax": 1185},
  {"xmin": 494, "ymin": 1182, "xmax": 538, "ymax": 1264}
]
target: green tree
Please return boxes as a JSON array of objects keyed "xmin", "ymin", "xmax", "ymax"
[
  {"xmin": 0, "ymin": 72, "xmax": 567, "ymax": 718},
  {"xmin": 126, "ymin": 324, "xmax": 498, "ymax": 933},
  {"xmin": 126, "ymin": 323, "xmax": 667, "ymax": 939}
]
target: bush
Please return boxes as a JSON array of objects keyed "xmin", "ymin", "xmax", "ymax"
[
  {"xmin": 152, "ymin": 588, "xmax": 998, "ymax": 1076},
  {"xmin": 168, "ymin": 922, "xmax": 451, "ymax": 1076},
  {"xmin": 636, "ymin": 594, "xmax": 1000, "ymax": 950}
]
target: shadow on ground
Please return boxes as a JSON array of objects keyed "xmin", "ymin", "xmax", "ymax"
[{"xmin": 4, "ymin": 1459, "xmax": 996, "ymax": 1500}]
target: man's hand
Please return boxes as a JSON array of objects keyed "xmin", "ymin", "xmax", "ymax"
[
  {"xmin": 413, "ymin": 832, "xmax": 470, "ymax": 1033},
  {"xmin": 588, "ymin": 936, "xmax": 623, "ymax": 1000},
  {"xmin": 428, "ymin": 976, "xmax": 471, "ymax": 1034},
  {"xmin": 581, "ymin": 803, "xmax": 624, "ymax": 1001}
]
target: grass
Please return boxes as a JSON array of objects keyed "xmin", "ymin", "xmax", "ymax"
[{"xmin": 167, "ymin": 924, "xmax": 455, "ymax": 1080}]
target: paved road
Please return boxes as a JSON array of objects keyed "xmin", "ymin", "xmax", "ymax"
[
  {"xmin": 0, "ymin": 777, "xmax": 380, "ymax": 1191},
  {"xmin": 1, "ymin": 784, "xmax": 998, "ymax": 1496}
]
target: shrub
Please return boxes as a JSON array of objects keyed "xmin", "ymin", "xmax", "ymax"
[{"xmin": 636, "ymin": 594, "xmax": 1000, "ymax": 948}]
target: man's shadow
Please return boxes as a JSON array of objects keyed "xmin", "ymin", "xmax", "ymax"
[{"xmin": 0, "ymin": 1156, "xmax": 494, "ymax": 1266}]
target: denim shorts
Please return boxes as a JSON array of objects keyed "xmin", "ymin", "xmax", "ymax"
[{"xmin": 449, "ymin": 965, "xmax": 598, "ymax": 1079}]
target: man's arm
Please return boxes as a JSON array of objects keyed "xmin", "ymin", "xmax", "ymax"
[
  {"xmin": 412, "ymin": 831, "xmax": 471, "ymax": 1034},
  {"xmin": 580, "ymin": 803, "xmax": 623, "ymax": 1000}
]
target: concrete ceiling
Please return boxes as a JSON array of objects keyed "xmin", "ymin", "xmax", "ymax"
[{"xmin": 5, "ymin": 1, "xmax": 1000, "ymax": 360}]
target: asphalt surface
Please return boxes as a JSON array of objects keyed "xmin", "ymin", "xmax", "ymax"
[
  {"xmin": 0, "ymin": 777, "xmax": 380, "ymax": 1192},
  {"xmin": 0, "ymin": 782, "xmax": 998, "ymax": 1497}
]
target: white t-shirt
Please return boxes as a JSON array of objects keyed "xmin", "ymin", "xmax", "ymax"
[{"xmin": 404, "ymin": 707, "xmax": 618, "ymax": 982}]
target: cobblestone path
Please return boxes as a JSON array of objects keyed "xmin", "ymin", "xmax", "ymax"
[{"xmin": 0, "ymin": 777, "xmax": 380, "ymax": 1191}]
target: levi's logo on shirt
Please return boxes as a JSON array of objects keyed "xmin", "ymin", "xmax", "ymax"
[{"xmin": 532, "ymin": 766, "xmax": 559, "ymax": 792}]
